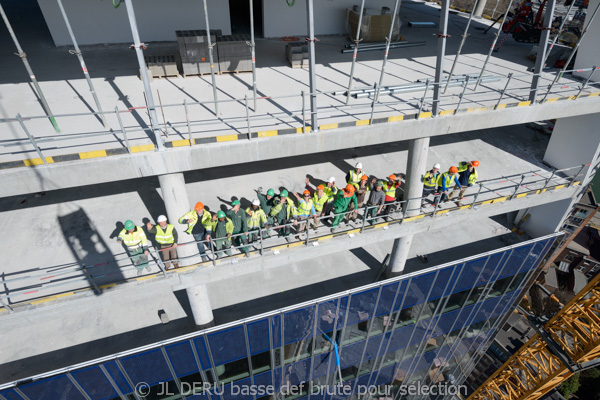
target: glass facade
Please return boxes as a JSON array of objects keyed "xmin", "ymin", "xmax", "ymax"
[{"xmin": 0, "ymin": 235, "xmax": 558, "ymax": 400}]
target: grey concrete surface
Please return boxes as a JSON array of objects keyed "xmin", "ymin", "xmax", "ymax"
[{"xmin": 0, "ymin": 0, "xmax": 596, "ymax": 165}]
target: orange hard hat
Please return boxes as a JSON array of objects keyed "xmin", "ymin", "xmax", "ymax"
[
  {"xmin": 345, "ymin": 184, "xmax": 355, "ymax": 193},
  {"xmin": 317, "ymin": 184, "xmax": 325, "ymax": 190},
  {"xmin": 388, "ymin": 174, "xmax": 397, "ymax": 181},
  {"xmin": 471, "ymin": 160, "xmax": 480, "ymax": 167},
  {"xmin": 360, "ymin": 175, "xmax": 368, "ymax": 181},
  {"xmin": 449, "ymin": 166, "xmax": 458, "ymax": 173},
  {"xmin": 194, "ymin": 202, "xmax": 204, "ymax": 211},
  {"xmin": 303, "ymin": 190, "xmax": 310, "ymax": 196}
]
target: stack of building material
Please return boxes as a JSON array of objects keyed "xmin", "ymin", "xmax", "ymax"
[
  {"xmin": 216, "ymin": 35, "xmax": 252, "ymax": 73},
  {"xmin": 143, "ymin": 55, "xmax": 178, "ymax": 78},
  {"xmin": 346, "ymin": 7, "xmax": 401, "ymax": 42},
  {"xmin": 176, "ymin": 30, "xmax": 221, "ymax": 76},
  {"xmin": 286, "ymin": 42, "xmax": 309, "ymax": 68}
]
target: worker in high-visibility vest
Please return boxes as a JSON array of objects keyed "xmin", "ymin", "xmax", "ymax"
[
  {"xmin": 422, "ymin": 163, "xmax": 441, "ymax": 208},
  {"xmin": 118, "ymin": 220, "xmax": 150, "ymax": 276},
  {"xmin": 294, "ymin": 190, "xmax": 318, "ymax": 237},
  {"xmin": 227, "ymin": 200, "xmax": 250, "ymax": 258},
  {"xmin": 449, "ymin": 161, "xmax": 479, "ymax": 206},
  {"xmin": 270, "ymin": 190, "xmax": 298, "ymax": 239},
  {"xmin": 302, "ymin": 177, "xmax": 328, "ymax": 219},
  {"xmin": 436, "ymin": 166, "xmax": 461, "ymax": 204},
  {"xmin": 366, "ymin": 180, "xmax": 385, "ymax": 224},
  {"xmin": 246, "ymin": 199, "xmax": 268, "ymax": 242},
  {"xmin": 347, "ymin": 175, "xmax": 370, "ymax": 222},
  {"xmin": 382, "ymin": 174, "xmax": 401, "ymax": 216},
  {"xmin": 211, "ymin": 210, "xmax": 234, "ymax": 258},
  {"xmin": 323, "ymin": 176, "xmax": 339, "ymax": 221},
  {"xmin": 346, "ymin": 162, "xmax": 366, "ymax": 190},
  {"xmin": 147, "ymin": 215, "xmax": 179, "ymax": 270},
  {"xmin": 331, "ymin": 184, "xmax": 358, "ymax": 232},
  {"xmin": 179, "ymin": 202, "xmax": 212, "ymax": 262}
]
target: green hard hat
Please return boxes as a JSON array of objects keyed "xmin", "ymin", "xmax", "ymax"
[
  {"xmin": 232, "ymin": 200, "xmax": 241, "ymax": 206},
  {"xmin": 217, "ymin": 210, "xmax": 226, "ymax": 218},
  {"xmin": 376, "ymin": 181, "xmax": 384, "ymax": 187},
  {"xmin": 267, "ymin": 188, "xmax": 275, "ymax": 196},
  {"xmin": 124, "ymin": 220, "xmax": 135, "ymax": 230},
  {"xmin": 280, "ymin": 189, "xmax": 288, "ymax": 197}
]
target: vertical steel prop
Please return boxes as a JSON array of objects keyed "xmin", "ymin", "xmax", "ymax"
[
  {"xmin": 346, "ymin": 0, "xmax": 366, "ymax": 105},
  {"xmin": 249, "ymin": 0, "xmax": 258, "ymax": 110},
  {"xmin": 201, "ymin": 0, "xmax": 219, "ymax": 116},
  {"xmin": 375, "ymin": 0, "xmax": 401, "ymax": 102},
  {"xmin": 306, "ymin": 0, "xmax": 319, "ymax": 131}
]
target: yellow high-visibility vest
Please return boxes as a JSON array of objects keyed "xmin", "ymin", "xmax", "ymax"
[{"xmin": 155, "ymin": 224, "xmax": 175, "ymax": 245}]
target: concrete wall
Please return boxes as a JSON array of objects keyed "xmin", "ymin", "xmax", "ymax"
[
  {"xmin": 262, "ymin": 0, "xmax": 398, "ymax": 38},
  {"xmin": 574, "ymin": 0, "xmax": 600, "ymax": 81},
  {"xmin": 38, "ymin": 0, "xmax": 231, "ymax": 46}
]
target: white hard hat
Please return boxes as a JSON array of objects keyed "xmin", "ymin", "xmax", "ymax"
[
  {"xmin": 328, "ymin": 176, "xmax": 336, "ymax": 183},
  {"xmin": 433, "ymin": 163, "xmax": 441, "ymax": 169},
  {"xmin": 252, "ymin": 199, "xmax": 260, "ymax": 206},
  {"xmin": 157, "ymin": 215, "xmax": 167, "ymax": 223},
  {"xmin": 355, "ymin": 162, "xmax": 363, "ymax": 169}
]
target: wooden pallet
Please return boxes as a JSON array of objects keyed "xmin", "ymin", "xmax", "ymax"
[{"xmin": 217, "ymin": 69, "xmax": 252, "ymax": 75}]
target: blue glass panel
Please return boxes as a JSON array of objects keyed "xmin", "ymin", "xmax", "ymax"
[
  {"xmin": 317, "ymin": 299, "xmax": 340, "ymax": 336},
  {"xmin": 374, "ymin": 365, "xmax": 394, "ymax": 386},
  {"xmin": 103, "ymin": 361, "xmax": 131, "ymax": 394},
  {"xmin": 19, "ymin": 376, "xmax": 85, "ymax": 400},
  {"xmin": 313, "ymin": 352, "xmax": 333, "ymax": 378},
  {"xmin": 480, "ymin": 253, "xmax": 507, "ymax": 285},
  {"xmin": 0, "ymin": 389, "xmax": 24, "ymax": 400},
  {"xmin": 498, "ymin": 244, "xmax": 533, "ymax": 278},
  {"xmin": 403, "ymin": 271, "xmax": 436, "ymax": 307},
  {"xmin": 429, "ymin": 266, "xmax": 456, "ymax": 300},
  {"xmin": 272, "ymin": 315, "xmax": 282, "ymax": 348},
  {"xmin": 521, "ymin": 241, "xmax": 549, "ymax": 272},
  {"xmin": 340, "ymin": 340, "xmax": 365, "ymax": 368},
  {"xmin": 284, "ymin": 306, "xmax": 316, "ymax": 344},
  {"xmin": 72, "ymin": 366, "xmax": 119, "ymax": 400},
  {"xmin": 274, "ymin": 367, "xmax": 283, "ymax": 391},
  {"xmin": 375, "ymin": 282, "xmax": 400, "ymax": 316},
  {"xmin": 208, "ymin": 326, "xmax": 248, "ymax": 365},
  {"xmin": 165, "ymin": 341, "xmax": 198, "ymax": 378},
  {"xmin": 346, "ymin": 288, "xmax": 378, "ymax": 326},
  {"xmin": 121, "ymin": 348, "xmax": 173, "ymax": 387},
  {"xmin": 337, "ymin": 296, "xmax": 349, "ymax": 329},
  {"xmin": 193, "ymin": 336, "xmax": 211, "ymax": 370},
  {"xmin": 187, "ymin": 393, "xmax": 212, "ymax": 400},
  {"xmin": 247, "ymin": 319, "xmax": 270, "ymax": 355},
  {"xmin": 253, "ymin": 371, "xmax": 272, "ymax": 388},
  {"xmin": 453, "ymin": 258, "xmax": 487, "ymax": 293},
  {"xmin": 363, "ymin": 335, "xmax": 383, "ymax": 361},
  {"xmin": 287, "ymin": 358, "xmax": 311, "ymax": 386},
  {"xmin": 388, "ymin": 325, "xmax": 413, "ymax": 353},
  {"xmin": 223, "ymin": 377, "xmax": 253, "ymax": 400}
]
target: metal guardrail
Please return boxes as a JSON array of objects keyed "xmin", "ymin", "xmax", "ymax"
[
  {"xmin": 0, "ymin": 67, "xmax": 598, "ymax": 163},
  {"xmin": 0, "ymin": 164, "xmax": 587, "ymax": 312}
]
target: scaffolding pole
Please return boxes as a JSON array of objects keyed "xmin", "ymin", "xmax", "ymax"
[
  {"xmin": 433, "ymin": 0, "xmax": 450, "ymax": 116},
  {"xmin": 345, "ymin": 0, "xmax": 366, "ymax": 105},
  {"xmin": 0, "ymin": 3, "xmax": 60, "ymax": 133},
  {"xmin": 306, "ymin": 0, "xmax": 319, "ymax": 132},
  {"xmin": 375, "ymin": 0, "xmax": 401, "ymax": 102},
  {"xmin": 122, "ymin": 0, "xmax": 164, "ymax": 151},
  {"xmin": 529, "ymin": 0, "xmax": 557, "ymax": 103},
  {"xmin": 541, "ymin": 0, "xmax": 577, "ymax": 68},
  {"xmin": 443, "ymin": 0, "xmax": 479, "ymax": 94},
  {"xmin": 202, "ymin": 0, "xmax": 219, "ymax": 115},
  {"xmin": 57, "ymin": 0, "xmax": 107, "ymax": 127},
  {"xmin": 249, "ymin": 0, "xmax": 258, "ymax": 110},
  {"xmin": 474, "ymin": 0, "xmax": 515, "ymax": 90}
]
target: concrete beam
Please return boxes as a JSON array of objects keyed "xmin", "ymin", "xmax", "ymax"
[{"xmin": 2, "ymin": 99, "xmax": 599, "ymax": 198}]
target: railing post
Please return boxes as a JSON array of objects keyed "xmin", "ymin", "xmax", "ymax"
[
  {"xmin": 0, "ymin": 295, "xmax": 14, "ymax": 313},
  {"xmin": 418, "ymin": 79, "xmax": 430, "ymax": 118},
  {"xmin": 259, "ymin": 227, "xmax": 264, "ymax": 256},
  {"xmin": 432, "ymin": 194, "xmax": 441, "ymax": 217},
  {"xmin": 369, "ymin": 82, "xmax": 378, "ymax": 125},
  {"xmin": 471, "ymin": 183, "xmax": 483, "ymax": 209},
  {"xmin": 495, "ymin": 73, "xmax": 513, "ymax": 110},
  {"xmin": 541, "ymin": 79, "xmax": 557, "ymax": 103},
  {"xmin": 209, "ymin": 237, "xmax": 217, "ymax": 267},
  {"xmin": 361, "ymin": 204, "xmax": 369, "ymax": 233},
  {"xmin": 153, "ymin": 248, "xmax": 168, "ymax": 277},
  {"xmin": 575, "ymin": 66, "xmax": 597, "ymax": 100},
  {"xmin": 541, "ymin": 170, "xmax": 556, "ymax": 191},
  {"xmin": 570, "ymin": 164, "xmax": 586, "ymax": 187},
  {"xmin": 455, "ymin": 75, "xmax": 470, "ymax": 114},
  {"xmin": 115, "ymin": 106, "xmax": 131, "ymax": 153},
  {"xmin": 302, "ymin": 90, "xmax": 307, "ymax": 133},
  {"xmin": 245, "ymin": 94, "xmax": 252, "ymax": 140},
  {"xmin": 305, "ymin": 220, "xmax": 310, "ymax": 246},
  {"xmin": 510, "ymin": 175, "xmax": 525, "ymax": 200},
  {"xmin": 184, "ymin": 99, "xmax": 193, "ymax": 146},
  {"xmin": 82, "ymin": 264, "xmax": 101, "ymax": 294},
  {"xmin": 16, "ymin": 114, "xmax": 46, "ymax": 164}
]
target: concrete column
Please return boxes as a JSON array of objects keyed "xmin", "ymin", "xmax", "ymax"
[
  {"xmin": 473, "ymin": 0, "xmax": 487, "ymax": 18},
  {"xmin": 186, "ymin": 283, "xmax": 214, "ymax": 329},
  {"xmin": 574, "ymin": 0, "xmax": 600, "ymax": 81},
  {"xmin": 521, "ymin": 113, "xmax": 600, "ymax": 237},
  {"xmin": 158, "ymin": 173, "xmax": 201, "ymax": 266},
  {"xmin": 388, "ymin": 137, "xmax": 430, "ymax": 277}
]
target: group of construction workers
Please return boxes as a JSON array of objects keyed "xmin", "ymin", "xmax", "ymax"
[{"xmin": 117, "ymin": 160, "xmax": 479, "ymax": 274}]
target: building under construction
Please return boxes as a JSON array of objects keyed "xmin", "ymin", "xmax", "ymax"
[{"xmin": 0, "ymin": 0, "xmax": 599, "ymax": 399}]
